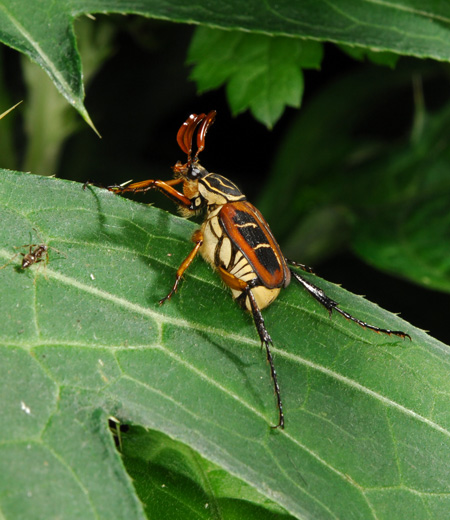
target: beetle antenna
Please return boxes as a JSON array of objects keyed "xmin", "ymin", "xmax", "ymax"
[
  {"xmin": 194, "ymin": 110, "xmax": 216, "ymax": 159},
  {"xmin": 177, "ymin": 113, "xmax": 204, "ymax": 160},
  {"xmin": 176, "ymin": 111, "xmax": 217, "ymax": 168}
]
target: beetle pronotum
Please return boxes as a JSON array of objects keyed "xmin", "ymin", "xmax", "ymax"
[{"xmin": 101, "ymin": 111, "xmax": 410, "ymax": 429}]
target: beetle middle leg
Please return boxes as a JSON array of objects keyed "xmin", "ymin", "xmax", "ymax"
[
  {"xmin": 159, "ymin": 230, "xmax": 203, "ymax": 305},
  {"xmin": 290, "ymin": 269, "xmax": 411, "ymax": 340}
]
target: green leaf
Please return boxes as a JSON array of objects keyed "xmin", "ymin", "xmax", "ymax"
[
  {"xmin": 0, "ymin": 0, "xmax": 97, "ymax": 132},
  {"xmin": 122, "ymin": 427, "xmax": 294, "ymax": 519},
  {"xmin": 188, "ymin": 27, "xmax": 322, "ymax": 127},
  {"xmin": 1, "ymin": 1, "xmax": 450, "ymax": 127},
  {"xmin": 352, "ymin": 186, "xmax": 450, "ymax": 293},
  {"xmin": 350, "ymin": 96, "xmax": 450, "ymax": 293},
  {"xmin": 339, "ymin": 44, "xmax": 400, "ymax": 68},
  {"xmin": 71, "ymin": 0, "xmax": 450, "ymax": 63},
  {"xmin": 1, "ymin": 169, "xmax": 450, "ymax": 519}
]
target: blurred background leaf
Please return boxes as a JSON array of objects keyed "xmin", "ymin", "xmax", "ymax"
[
  {"xmin": 257, "ymin": 64, "xmax": 450, "ymax": 295},
  {"xmin": 188, "ymin": 28, "xmax": 323, "ymax": 127},
  {"xmin": 0, "ymin": 0, "xmax": 449, "ymax": 128}
]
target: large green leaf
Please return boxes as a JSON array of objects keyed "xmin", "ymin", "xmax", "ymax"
[
  {"xmin": 1, "ymin": 169, "xmax": 449, "ymax": 519},
  {"xmin": 0, "ymin": 1, "xmax": 449, "ymax": 125}
]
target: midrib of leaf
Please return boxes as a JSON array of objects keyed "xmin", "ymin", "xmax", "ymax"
[
  {"xmin": 38, "ymin": 265, "xmax": 257, "ymax": 346},
  {"xmin": 0, "ymin": 246, "xmax": 399, "ymax": 347},
  {"xmin": 8, "ymin": 252, "xmax": 447, "ymax": 434}
]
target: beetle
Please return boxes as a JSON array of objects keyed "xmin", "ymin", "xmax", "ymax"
[{"xmin": 103, "ymin": 110, "xmax": 410, "ymax": 429}]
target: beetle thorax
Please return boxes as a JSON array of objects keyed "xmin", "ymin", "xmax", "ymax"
[
  {"xmin": 199, "ymin": 173, "xmax": 246, "ymax": 206},
  {"xmin": 182, "ymin": 178, "xmax": 200, "ymax": 200}
]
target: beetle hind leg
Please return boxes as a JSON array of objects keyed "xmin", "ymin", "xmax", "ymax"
[
  {"xmin": 244, "ymin": 287, "xmax": 285, "ymax": 430},
  {"xmin": 331, "ymin": 306, "xmax": 411, "ymax": 339},
  {"xmin": 290, "ymin": 269, "xmax": 411, "ymax": 340},
  {"xmin": 286, "ymin": 258, "xmax": 315, "ymax": 273}
]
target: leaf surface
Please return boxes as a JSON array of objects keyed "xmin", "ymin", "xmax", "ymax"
[{"xmin": 1, "ymin": 170, "xmax": 449, "ymax": 519}]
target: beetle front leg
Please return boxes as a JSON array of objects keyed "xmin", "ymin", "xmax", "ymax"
[
  {"xmin": 107, "ymin": 178, "xmax": 196, "ymax": 209},
  {"xmin": 159, "ymin": 230, "xmax": 203, "ymax": 305}
]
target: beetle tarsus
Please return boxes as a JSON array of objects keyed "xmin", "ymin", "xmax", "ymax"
[
  {"xmin": 332, "ymin": 306, "xmax": 411, "ymax": 340},
  {"xmin": 159, "ymin": 285, "xmax": 177, "ymax": 305},
  {"xmin": 290, "ymin": 268, "xmax": 411, "ymax": 340}
]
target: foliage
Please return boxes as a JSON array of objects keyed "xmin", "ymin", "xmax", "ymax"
[
  {"xmin": 0, "ymin": 2, "xmax": 450, "ymax": 519},
  {"xmin": 1, "ymin": 170, "xmax": 448, "ymax": 520},
  {"xmin": 188, "ymin": 28, "xmax": 323, "ymax": 127}
]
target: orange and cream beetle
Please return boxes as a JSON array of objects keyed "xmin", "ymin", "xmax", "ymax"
[{"xmin": 104, "ymin": 111, "xmax": 410, "ymax": 429}]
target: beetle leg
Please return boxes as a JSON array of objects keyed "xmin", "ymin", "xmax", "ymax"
[
  {"xmin": 159, "ymin": 230, "xmax": 203, "ymax": 305},
  {"xmin": 107, "ymin": 178, "xmax": 196, "ymax": 210},
  {"xmin": 290, "ymin": 270, "xmax": 411, "ymax": 340},
  {"xmin": 286, "ymin": 258, "xmax": 314, "ymax": 273},
  {"xmin": 245, "ymin": 286, "xmax": 284, "ymax": 430},
  {"xmin": 218, "ymin": 270, "xmax": 285, "ymax": 429}
]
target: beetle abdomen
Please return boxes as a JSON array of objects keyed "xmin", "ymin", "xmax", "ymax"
[
  {"xmin": 199, "ymin": 202, "xmax": 289, "ymax": 311},
  {"xmin": 219, "ymin": 202, "xmax": 290, "ymax": 290}
]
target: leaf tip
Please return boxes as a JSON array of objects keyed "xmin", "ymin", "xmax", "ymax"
[{"xmin": 79, "ymin": 105, "xmax": 101, "ymax": 138}]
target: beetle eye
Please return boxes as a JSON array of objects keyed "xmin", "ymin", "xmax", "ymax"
[{"xmin": 188, "ymin": 164, "xmax": 201, "ymax": 180}]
